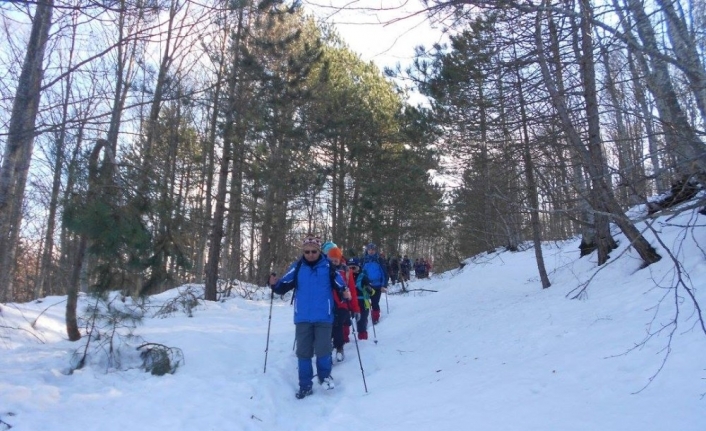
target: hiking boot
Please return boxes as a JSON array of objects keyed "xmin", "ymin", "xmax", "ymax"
[
  {"xmin": 335, "ymin": 348, "xmax": 345, "ymax": 362},
  {"xmin": 358, "ymin": 331, "xmax": 368, "ymax": 340},
  {"xmin": 319, "ymin": 376, "xmax": 335, "ymax": 390},
  {"xmin": 372, "ymin": 310, "xmax": 380, "ymax": 324},
  {"xmin": 295, "ymin": 386, "xmax": 313, "ymax": 399}
]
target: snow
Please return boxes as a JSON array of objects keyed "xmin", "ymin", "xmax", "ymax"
[{"xmin": 2, "ymin": 208, "xmax": 705, "ymax": 431}]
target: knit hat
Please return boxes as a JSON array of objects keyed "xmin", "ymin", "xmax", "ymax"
[
  {"xmin": 321, "ymin": 241, "xmax": 337, "ymax": 255},
  {"xmin": 366, "ymin": 243, "xmax": 377, "ymax": 251},
  {"xmin": 327, "ymin": 246, "xmax": 343, "ymax": 260},
  {"xmin": 347, "ymin": 257, "xmax": 360, "ymax": 268},
  {"xmin": 302, "ymin": 234, "xmax": 321, "ymax": 250}
]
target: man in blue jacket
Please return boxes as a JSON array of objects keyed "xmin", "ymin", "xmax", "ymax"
[
  {"xmin": 362, "ymin": 243, "xmax": 388, "ymax": 324},
  {"xmin": 272, "ymin": 234, "xmax": 351, "ymax": 399}
]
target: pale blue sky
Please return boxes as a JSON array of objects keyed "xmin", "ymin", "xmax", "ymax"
[{"xmin": 303, "ymin": 0, "xmax": 447, "ymax": 71}]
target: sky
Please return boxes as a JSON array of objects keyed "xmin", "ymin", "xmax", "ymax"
[
  {"xmin": 303, "ymin": 0, "xmax": 447, "ymax": 69},
  {"xmin": 1, "ymin": 198, "xmax": 705, "ymax": 430}
]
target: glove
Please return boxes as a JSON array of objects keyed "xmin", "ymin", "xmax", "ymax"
[{"xmin": 353, "ymin": 312, "xmax": 361, "ymax": 322}]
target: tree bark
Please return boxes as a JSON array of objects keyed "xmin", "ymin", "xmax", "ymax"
[
  {"xmin": 515, "ymin": 53, "xmax": 551, "ymax": 289},
  {"xmin": 536, "ymin": 2, "xmax": 661, "ymax": 266},
  {"xmin": 0, "ymin": 0, "xmax": 54, "ymax": 302},
  {"xmin": 577, "ymin": 0, "xmax": 617, "ymax": 265},
  {"xmin": 38, "ymin": 6, "xmax": 79, "ymax": 299},
  {"xmin": 656, "ymin": 0, "xmax": 706, "ymax": 127},
  {"xmin": 619, "ymin": 0, "xmax": 706, "ymax": 178},
  {"xmin": 204, "ymin": 3, "xmax": 248, "ymax": 301}
]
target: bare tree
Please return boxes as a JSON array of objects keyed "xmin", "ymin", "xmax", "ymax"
[{"xmin": 0, "ymin": 0, "xmax": 55, "ymax": 302}]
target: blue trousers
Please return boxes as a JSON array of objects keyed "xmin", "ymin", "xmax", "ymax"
[{"xmin": 295, "ymin": 322, "xmax": 333, "ymax": 389}]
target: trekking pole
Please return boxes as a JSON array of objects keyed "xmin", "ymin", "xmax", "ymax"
[
  {"xmin": 349, "ymin": 313, "xmax": 368, "ymax": 393},
  {"xmin": 370, "ymin": 308, "xmax": 378, "ymax": 345},
  {"xmin": 384, "ymin": 288, "xmax": 389, "ymax": 314},
  {"xmin": 264, "ymin": 291, "xmax": 275, "ymax": 373}
]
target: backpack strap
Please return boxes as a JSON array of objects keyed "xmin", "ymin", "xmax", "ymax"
[
  {"xmin": 290, "ymin": 259, "xmax": 304, "ymax": 305},
  {"xmin": 290, "ymin": 258, "xmax": 338, "ymax": 304}
]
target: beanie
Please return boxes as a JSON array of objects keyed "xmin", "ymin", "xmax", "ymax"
[
  {"xmin": 302, "ymin": 235, "xmax": 321, "ymax": 250},
  {"xmin": 327, "ymin": 246, "xmax": 343, "ymax": 260},
  {"xmin": 321, "ymin": 241, "xmax": 337, "ymax": 255}
]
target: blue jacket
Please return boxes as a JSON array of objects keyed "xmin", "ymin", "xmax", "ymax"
[
  {"xmin": 362, "ymin": 252, "xmax": 388, "ymax": 289},
  {"xmin": 274, "ymin": 255, "xmax": 346, "ymax": 324}
]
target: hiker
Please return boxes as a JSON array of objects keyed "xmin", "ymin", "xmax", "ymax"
[
  {"xmin": 327, "ymin": 246, "xmax": 360, "ymax": 362},
  {"xmin": 400, "ymin": 255, "xmax": 411, "ymax": 282},
  {"xmin": 321, "ymin": 240, "xmax": 337, "ymax": 255},
  {"xmin": 389, "ymin": 255, "xmax": 400, "ymax": 285},
  {"xmin": 271, "ymin": 234, "xmax": 351, "ymax": 399},
  {"xmin": 362, "ymin": 243, "xmax": 388, "ymax": 325},
  {"xmin": 349, "ymin": 257, "xmax": 372, "ymax": 339}
]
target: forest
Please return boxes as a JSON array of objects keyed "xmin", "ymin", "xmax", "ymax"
[{"xmin": 1, "ymin": 0, "xmax": 705, "ymax": 319}]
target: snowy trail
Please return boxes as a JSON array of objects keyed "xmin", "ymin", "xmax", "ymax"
[{"xmin": 1, "ymin": 210, "xmax": 705, "ymax": 430}]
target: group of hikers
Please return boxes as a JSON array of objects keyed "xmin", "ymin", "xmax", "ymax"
[
  {"xmin": 378, "ymin": 254, "xmax": 433, "ymax": 285},
  {"xmin": 268, "ymin": 234, "xmax": 395, "ymax": 399}
]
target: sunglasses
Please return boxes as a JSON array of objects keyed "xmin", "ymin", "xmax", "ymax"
[{"xmin": 303, "ymin": 250, "xmax": 319, "ymax": 255}]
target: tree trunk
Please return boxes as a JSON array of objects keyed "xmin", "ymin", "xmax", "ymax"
[
  {"xmin": 600, "ymin": 43, "xmax": 640, "ymax": 206},
  {"xmin": 546, "ymin": 5, "xmax": 598, "ymax": 258},
  {"xmin": 577, "ymin": 0, "xmax": 618, "ymax": 265},
  {"xmin": 626, "ymin": 49, "xmax": 666, "ymax": 193},
  {"xmin": 0, "ymin": 0, "xmax": 54, "ymax": 302},
  {"xmin": 204, "ymin": 4, "xmax": 248, "ymax": 301},
  {"xmin": 620, "ymin": 0, "xmax": 706, "ymax": 178},
  {"xmin": 515, "ymin": 53, "xmax": 551, "ymax": 289},
  {"xmin": 536, "ymin": 5, "xmax": 661, "ymax": 267},
  {"xmin": 656, "ymin": 0, "xmax": 706, "ymax": 127},
  {"xmin": 66, "ymin": 139, "xmax": 111, "ymax": 341},
  {"xmin": 38, "ymin": 7, "xmax": 79, "ymax": 299}
]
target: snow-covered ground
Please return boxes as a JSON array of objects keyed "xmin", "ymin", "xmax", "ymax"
[{"xmin": 1, "ymin": 207, "xmax": 705, "ymax": 431}]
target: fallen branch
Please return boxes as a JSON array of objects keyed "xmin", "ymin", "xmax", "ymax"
[
  {"xmin": 32, "ymin": 299, "xmax": 67, "ymax": 328},
  {"xmin": 389, "ymin": 288, "xmax": 438, "ymax": 295}
]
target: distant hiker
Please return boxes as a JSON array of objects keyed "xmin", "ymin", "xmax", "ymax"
[
  {"xmin": 327, "ymin": 246, "xmax": 360, "ymax": 362},
  {"xmin": 349, "ymin": 257, "xmax": 372, "ymax": 339},
  {"xmin": 414, "ymin": 258, "xmax": 422, "ymax": 278},
  {"xmin": 271, "ymin": 234, "xmax": 351, "ymax": 399},
  {"xmin": 380, "ymin": 251, "xmax": 390, "ymax": 284},
  {"xmin": 362, "ymin": 243, "xmax": 388, "ymax": 325},
  {"xmin": 400, "ymin": 255, "xmax": 411, "ymax": 282},
  {"xmin": 389, "ymin": 255, "xmax": 400, "ymax": 285}
]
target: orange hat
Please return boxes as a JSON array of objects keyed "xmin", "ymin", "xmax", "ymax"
[{"xmin": 327, "ymin": 246, "xmax": 343, "ymax": 260}]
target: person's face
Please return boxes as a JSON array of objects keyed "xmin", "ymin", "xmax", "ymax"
[
  {"xmin": 303, "ymin": 247, "xmax": 320, "ymax": 261},
  {"xmin": 329, "ymin": 257, "xmax": 340, "ymax": 266},
  {"xmin": 367, "ymin": 248, "xmax": 376, "ymax": 255},
  {"xmin": 350, "ymin": 265, "xmax": 360, "ymax": 273}
]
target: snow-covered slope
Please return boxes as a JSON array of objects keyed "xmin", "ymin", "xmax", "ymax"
[{"xmin": 1, "ymin": 208, "xmax": 704, "ymax": 431}]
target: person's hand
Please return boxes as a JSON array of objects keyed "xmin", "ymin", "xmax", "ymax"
[
  {"xmin": 353, "ymin": 312, "xmax": 361, "ymax": 322},
  {"xmin": 268, "ymin": 274, "xmax": 278, "ymax": 287},
  {"xmin": 342, "ymin": 289, "xmax": 352, "ymax": 300},
  {"xmin": 381, "ymin": 287, "xmax": 388, "ymax": 293}
]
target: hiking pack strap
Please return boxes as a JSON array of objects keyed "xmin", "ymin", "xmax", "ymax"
[{"xmin": 290, "ymin": 258, "xmax": 338, "ymax": 304}]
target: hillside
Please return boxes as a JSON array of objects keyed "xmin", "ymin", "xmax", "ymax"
[{"xmin": 1, "ymin": 207, "xmax": 704, "ymax": 431}]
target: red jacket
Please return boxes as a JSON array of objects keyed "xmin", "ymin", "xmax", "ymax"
[{"xmin": 333, "ymin": 266, "xmax": 361, "ymax": 313}]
